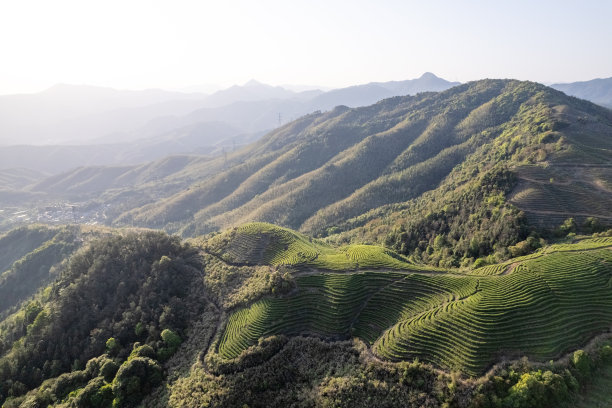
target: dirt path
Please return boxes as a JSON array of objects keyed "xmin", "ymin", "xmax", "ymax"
[
  {"xmin": 522, "ymin": 208, "xmax": 612, "ymax": 220},
  {"xmin": 519, "ymin": 172, "xmax": 612, "ymax": 196},
  {"xmin": 291, "ymin": 266, "xmax": 465, "ymax": 278},
  {"xmin": 501, "ymin": 261, "xmax": 521, "ymax": 275},
  {"xmin": 519, "ymin": 175, "xmax": 572, "ymax": 186}
]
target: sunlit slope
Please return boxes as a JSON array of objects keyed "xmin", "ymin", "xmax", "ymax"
[
  {"xmin": 205, "ymin": 222, "xmax": 422, "ymax": 270},
  {"xmin": 27, "ymin": 80, "xmax": 611, "ymax": 239},
  {"xmin": 104, "ymin": 79, "xmax": 612, "ymax": 238},
  {"xmin": 217, "ymin": 272, "xmax": 477, "ymax": 360},
  {"xmin": 0, "ymin": 225, "xmax": 83, "ymax": 316},
  {"xmin": 509, "ymin": 164, "xmax": 612, "ymax": 228},
  {"xmin": 375, "ymin": 249, "xmax": 612, "ymax": 374},
  {"xmin": 218, "ymin": 237, "xmax": 612, "ymax": 375}
]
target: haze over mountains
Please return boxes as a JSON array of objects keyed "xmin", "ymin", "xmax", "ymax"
[
  {"xmin": 0, "ymin": 73, "xmax": 458, "ymax": 173},
  {"xmin": 0, "ymin": 85, "xmax": 208, "ymax": 145},
  {"xmin": 551, "ymin": 77, "xmax": 612, "ymax": 108},
  {"xmin": 3, "ymin": 73, "xmax": 611, "ymax": 178}
]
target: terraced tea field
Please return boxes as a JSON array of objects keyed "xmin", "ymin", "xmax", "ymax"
[
  {"xmin": 510, "ymin": 164, "xmax": 612, "ymax": 228},
  {"xmin": 217, "ymin": 235, "xmax": 612, "ymax": 375},
  {"xmin": 470, "ymin": 236, "xmax": 612, "ymax": 276},
  {"xmin": 374, "ymin": 251, "xmax": 612, "ymax": 374},
  {"xmin": 209, "ymin": 222, "xmax": 435, "ymax": 271}
]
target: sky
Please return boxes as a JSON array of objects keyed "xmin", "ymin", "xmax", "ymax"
[{"xmin": 1, "ymin": 0, "xmax": 611, "ymax": 95}]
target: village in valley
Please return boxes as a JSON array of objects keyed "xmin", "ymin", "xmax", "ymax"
[{"xmin": 0, "ymin": 201, "xmax": 109, "ymax": 230}]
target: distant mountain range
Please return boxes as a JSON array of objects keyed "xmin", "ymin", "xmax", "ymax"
[
  {"xmin": 0, "ymin": 73, "xmax": 459, "ymax": 173},
  {"xmin": 303, "ymin": 72, "xmax": 460, "ymax": 111},
  {"xmin": 0, "ymin": 84, "xmax": 209, "ymax": 145},
  {"xmin": 551, "ymin": 77, "xmax": 612, "ymax": 108},
  {"xmin": 2, "ymin": 73, "xmax": 611, "ymax": 177}
]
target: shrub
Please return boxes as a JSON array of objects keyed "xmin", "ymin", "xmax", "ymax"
[
  {"xmin": 503, "ymin": 370, "xmax": 567, "ymax": 408},
  {"xmin": 100, "ymin": 360, "xmax": 120, "ymax": 383},
  {"xmin": 111, "ymin": 357, "xmax": 162, "ymax": 408},
  {"xmin": 106, "ymin": 338, "xmax": 120, "ymax": 356},
  {"xmin": 128, "ymin": 343, "xmax": 156, "ymax": 361},
  {"xmin": 571, "ymin": 349, "xmax": 591, "ymax": 380},
  {"xmin": 158, "ymin": 329, "xmax": 182, "ymax": 361},
  {"xmin": 71, "ymin": 376, "xmax": 113, "ymax": 408},
  {"xmin": 473, "ymin": 258, "xmax": 487, "ymax": 268}
]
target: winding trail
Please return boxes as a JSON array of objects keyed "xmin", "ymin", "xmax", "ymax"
[{"xmin": 521, "ymin": 208, "xmax": 612, "ymax": 220}]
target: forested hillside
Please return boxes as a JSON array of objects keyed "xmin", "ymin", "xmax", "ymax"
[
  {"xmin": 0, "ymin": 227, "xmax": 207, "ymax": 407},
  {"xmin": 76, "ymin": 82, "xmax": 590, "ymax": 238},
  {"xmin": 1, "ymin": 224, "xmax": 611, "ymax": 407}
]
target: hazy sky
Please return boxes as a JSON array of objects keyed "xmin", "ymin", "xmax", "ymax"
[{"xmin": 1, "ymin": 0, "xmax": 611, "ymax": 95}]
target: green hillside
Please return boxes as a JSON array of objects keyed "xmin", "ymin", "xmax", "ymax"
[
  {"xmin": 1, "ymin": 223, "xmax": 612, "ymax": 407},
  {"xmin": 205, "ymin": 222, "xmax": 423, "ymax": 271},
  {"xmin": 106, "ymin": 79, "xmax": 612, "ymax": 241},
  {"xmin": 215, "ymin": 232, "xmax": 612, "ymax": 375},
  {"xmin": 19, "ymin": 80, "xmax": 609, "ymax": 245}
]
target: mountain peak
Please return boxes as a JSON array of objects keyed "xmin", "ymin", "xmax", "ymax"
[
  {"xmin": 419, "ymin": 72, "xmax": 439, "ymax": 80},
  {"xmin": 244, "ymin": 79, "xmax": 267, "ymax": 88}
]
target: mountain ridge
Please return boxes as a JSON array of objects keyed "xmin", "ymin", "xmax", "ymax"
[
  {"xmin": 104, "ymin": 79, "xmax": 611, "ymax": 243},
  {"xmin": 551, "ymin": 76, "xmax": 612, "ymax": 108},
  {"xmin": 0, "ymin": 74, "xmax": 460, "ymax": 174}
]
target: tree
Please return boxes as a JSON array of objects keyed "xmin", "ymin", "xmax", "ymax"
[
  {"xmin": 105, "ymin": 338, "xmax": 120, "ymax": 357},
  {"xmin": 559, "ymin": 218, "xmax": 577, "ymax": 235},
  {"xmin": 158, "ymin": 329, "xmax": 182, "ymax": 361},
  {"xmin": 111, "ymin": 357, "xmax": 162, "ymax": 408}
]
